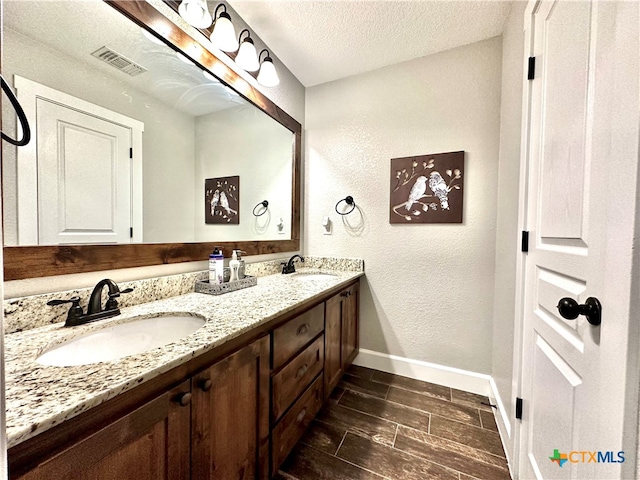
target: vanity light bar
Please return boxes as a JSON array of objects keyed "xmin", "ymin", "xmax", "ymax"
[{"xmin": 178, "ymin": 0, "xmax": 279, "ymax": 87}]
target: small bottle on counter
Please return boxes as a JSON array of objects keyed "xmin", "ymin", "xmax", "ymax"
[
  {"xmin": 229, "ymin": 250, "xmax": 241, "ymax": 282},
  {"xmin": 209, "ymin": 247, "xmax": 224, "ymax": 284}
]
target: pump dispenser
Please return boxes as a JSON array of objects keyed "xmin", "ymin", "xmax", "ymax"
[
  {"xmin": 209, "ymin": 247, "xmax": 224, "ymax": 284},
  {"xmin": 229, "ymin": 250, "xmax": 241, "ymax": 282}
]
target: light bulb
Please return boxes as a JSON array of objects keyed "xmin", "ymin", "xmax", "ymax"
[
  {"xmin": 178, "ymin": 0, "xmax": 212, "ymax": 29},
  {"xmin": 235, "ymin": 39, "xmax": 259, "ymax": 72},
  {"xmin": 257, "ymin": 58, "xmax": 279, "ymax": 87},
  {"xmin": 210, "ymin": 12, "xmax": 238, "ymax": 52}
]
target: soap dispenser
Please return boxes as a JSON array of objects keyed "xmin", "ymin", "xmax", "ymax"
[
  {"xmin": 209, "ymin": 247, "xmax": 224, "ymax": 285},
  {"xmin": 229, "ymin": 250, "xmax": 241, "ymax": 282}
]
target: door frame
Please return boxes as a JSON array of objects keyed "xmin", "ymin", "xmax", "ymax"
[
  {"xmin": 14, "ymin": 75, "xmax": 144, "ymax": 244},
  {"xmin": 512, "ymin": 1, "xmax": 640, "ymax": 478}
]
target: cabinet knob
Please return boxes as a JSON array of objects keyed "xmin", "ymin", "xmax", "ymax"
[
  {"xmin": 296, "ymin": 323, "xmax": 310, "ymax": 336},
  {"xmin": 176, "ymin": 392, "xmax": 192, "ymax": 406},
  {"xmin": 296, "ymin": 408, "xmax": 307, "ymax": 423},
  {"xmin": 295, "ymin": 364, "xmax": 309, "ymax": 379},
  {"xmin": 199, "ymin": 379, "xmax": 213, "ymax": 392}
]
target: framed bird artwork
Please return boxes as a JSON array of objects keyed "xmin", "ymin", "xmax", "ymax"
[
  {"xmin": 205, "ymin": 176, "xmax": 240, "ymax": 224},
  {"xmin": 389, "ymin": 151, "xmax": 464, "ymax": 224}
]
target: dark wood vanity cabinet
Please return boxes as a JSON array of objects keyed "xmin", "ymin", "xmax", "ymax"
[
  {"xmin": 14, "ymin": 379, "xmax": 192, "ymax": 480},
  {"xmin": 324, "ymin": 282, "xmax": 360, "ymax": 398},
  {"xmin": 191, "ymin": 336, "xmax": 270, "ymax": 480},
  {"xmin": 9, "ymin": 279, "xmax": 360, "ymax": 480},
  {"xmin": 10, "ymin": 337, "xmax": 269, "ymax": 480}
]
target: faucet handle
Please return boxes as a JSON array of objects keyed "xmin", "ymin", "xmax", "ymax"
[
  {"xmin": 106, "ymin": 287, "xmax": 134, "ymax": 310},
  {"xmin": 47, "ymin": 296, "xmax": 84, "ymax": 325}
]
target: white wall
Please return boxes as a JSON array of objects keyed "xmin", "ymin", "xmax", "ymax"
[
  {"xmin": 194, "ymin": 105, "xmax": 293, "ymax": 241},
  {"xmin": 490, "ymin": 0, "xmax": 525, "ymax": 462},
  {"xmin": 1, "ymin": 28, "xmax": 196, "ymax": 245},
  {"xmin": 305, "ymin": 37, "xmax": 503, "ymax": 374}
]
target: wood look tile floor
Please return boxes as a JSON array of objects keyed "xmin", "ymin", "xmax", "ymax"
[{"xmin": 276, "ymin": 366, "xmax": 511, "ymax": 480}]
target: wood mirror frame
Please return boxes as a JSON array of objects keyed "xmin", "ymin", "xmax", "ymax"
[{"xmin": 2, "ymin": 0, "xmax": 301, "ymax": 281}]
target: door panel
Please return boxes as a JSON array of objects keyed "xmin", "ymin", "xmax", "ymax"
[
  {"xmin": 538, "ymin": 0, "xmax": 591, "ymax": 240},
  {"xmin": 37, "ymin": 98, "xmax": 132, "ymax": 244}
]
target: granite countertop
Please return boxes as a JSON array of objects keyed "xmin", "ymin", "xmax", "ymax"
[{"xmin": 4, "ymin": 268, "xmax": 363, "ymax": 448}]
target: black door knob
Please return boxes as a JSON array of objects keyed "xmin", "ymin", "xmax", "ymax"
[{"xmin": 557, "ymin": 297, "xmax": 602, "ymax": 326}]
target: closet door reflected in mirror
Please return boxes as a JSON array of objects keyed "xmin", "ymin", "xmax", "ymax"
[{"xmin": 2, "ymin": 0, "xmax": 294, "ymax": 247}]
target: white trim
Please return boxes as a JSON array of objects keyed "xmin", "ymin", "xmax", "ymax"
[
  {"xmin": 489, "ymin": 377, "xmax": 515, "ymax": 479},
  {"xmin": 353, "ymin": 349, "xmax": 491, "ymax": 396}
]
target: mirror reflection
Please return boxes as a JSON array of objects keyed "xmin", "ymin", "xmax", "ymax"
[{"xmin": 2, "ymin": 0, "xmax": 294, "ymax": 246}]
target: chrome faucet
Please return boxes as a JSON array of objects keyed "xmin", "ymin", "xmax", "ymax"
[
  {"xmin": 282, "ymin": 254, "xmax": 304, "ymax": 274},
  {"xmin": 47, "ymin": 279, "xmax": 133, "ymax": 327}
]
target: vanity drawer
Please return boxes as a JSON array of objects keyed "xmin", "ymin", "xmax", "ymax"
[
  {"xmin": 272, "ymin": 335, "xmax": 324, "ymax": 421},
  {"xmin": 272, "ymin": 303, "xmax": 324, "ymax": 370},
  {"xmin": 272, "ymin": 373, "xmax": 324, "ymax": 475}
]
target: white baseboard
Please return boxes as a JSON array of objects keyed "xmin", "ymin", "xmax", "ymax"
[{"xmin": 353, "ymin": 349, "xmax": 492, "ymax": 396}]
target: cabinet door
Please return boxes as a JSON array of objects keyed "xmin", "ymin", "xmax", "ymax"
[
  {"xmin": 324, "ymin": 292, "xmax": 344, "ymax": 398},
  {"xmin": 341, "ymin": 282, "xmax": 360, "ymax": 369},
  {"xmin": 191, "ymin": 336, "xmax": 270, "ymax": 480},
  {"xmin": 15, "ymin": 381, "xmax": 191, "ymax": 480}
]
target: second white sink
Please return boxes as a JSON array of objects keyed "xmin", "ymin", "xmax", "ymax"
[{"xmin": 36, "ymin": 314, "xmax": 206, "ymax": 367}]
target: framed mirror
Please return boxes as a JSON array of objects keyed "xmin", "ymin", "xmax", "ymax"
[{"xmin": 1, "ymin": 0, "xmax": 301, "ymax": 280}]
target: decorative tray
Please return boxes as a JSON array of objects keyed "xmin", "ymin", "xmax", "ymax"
[{"xmin": 195, "ymin": 276, "xmax": 257, "ymax": 296}]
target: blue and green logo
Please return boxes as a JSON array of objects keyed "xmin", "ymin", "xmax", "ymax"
[{"xmin": 550, "ymin": 449, "xmax": 625, "ymax": 467}]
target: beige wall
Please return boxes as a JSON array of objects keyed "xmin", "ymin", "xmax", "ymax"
[{"xmin": 304, "ymin": 37, "xmax": 503, "ymax": 374}]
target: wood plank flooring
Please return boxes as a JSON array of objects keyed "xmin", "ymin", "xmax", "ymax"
[{"xmin": 277, "ymin": 365, "xmax": 511, "ymax": 480}]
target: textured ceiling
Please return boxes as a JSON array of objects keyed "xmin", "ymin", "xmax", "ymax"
[{"xmin": 227, "ymin": 0, "xmax": 512, "ymax": 87}]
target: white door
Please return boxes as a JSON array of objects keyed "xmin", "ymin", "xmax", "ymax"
[
  {"xmin": 14, "ymin": 75, "xmax": 144, "ymax": 245},
  {"xmin": 518, "ymin": 1, "xmax": 639, "ymax": 479},
  {"xmin": 37, "ymin": 99, "xmax": 132, "ymax": 244}
]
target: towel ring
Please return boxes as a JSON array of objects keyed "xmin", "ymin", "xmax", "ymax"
[
  {"xmin": 335, "ymin": 196, "xmax": 356, "ymax": 215},
  {"xmin": 0, "ymin": 75, "xmax": 31, "ymax": 147},
  {"xmin": 252, "ymin": 200, "xmax": 269, "ymax": 217}
]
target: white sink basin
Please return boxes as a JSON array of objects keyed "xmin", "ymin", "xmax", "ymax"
[
  {"xmin": 36, "ymin": 314, "xmax": 206, "ymax": 367},
  {"xmin": 292, "ymin": 272, "xmax": 338, "ymax": 281}
]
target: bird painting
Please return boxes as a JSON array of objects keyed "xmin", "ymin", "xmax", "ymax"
[
  {"xmin": 205, "ymin": 176, "xmax": 240, "ymax": 224},
  {"xmin": 429, "ymin": 171, "xmax": 450, "ymax": 210},
  {"xmin": 406, "ymin": 176, "xmax": 427, "ymax": 211}
]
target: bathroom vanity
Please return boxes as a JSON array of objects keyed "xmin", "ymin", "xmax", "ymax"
[{"xmin": 5, "ymin": 269, "xmax": 361, "ymax": 479}]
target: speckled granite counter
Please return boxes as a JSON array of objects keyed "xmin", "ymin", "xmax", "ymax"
[{"xmin": 4, "ymin": 268, "xmax": 363, "ymax": 448}]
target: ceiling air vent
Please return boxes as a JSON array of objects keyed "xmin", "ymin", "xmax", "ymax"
[{"xmin": 91, "ymin": 46, "xmax": 147, "ymax": 77}]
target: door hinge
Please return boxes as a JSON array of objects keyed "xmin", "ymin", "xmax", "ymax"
[
  {"xmin": 527, "ymin": 57, "xmax": 536, "ymax": 80},
  {"xmin": 130, "ymin": 227, "xmax": 133, "ymax": 238},
  {"xmin": 521, "ymin": 231, "xmax": 529, "ymax": 253},
  {"xmin": 516, "ymin": 397, "xmax": 523, "ymax": 420},
  {"xmin": 129, "ymin": 147, "xmax": 133, "ymax": 159}
]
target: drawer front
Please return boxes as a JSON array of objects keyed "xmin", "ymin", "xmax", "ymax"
[
  {"xmin": 272, "ymin": 373, "xmax": 324, "ymax": 475},
  {"xmin": 273, "ymin": 303, "xmax": 324, "ymax": 370},
  {"xmin": 272, "ymin": 335, "xmax": 324, "ymax": 421}
]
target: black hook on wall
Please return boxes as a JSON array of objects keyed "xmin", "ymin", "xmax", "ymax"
[
  {"xmin": 0, "ymin": 75, "xmax": 31, "ymax": 147},
  {"xmin": 252, "ymin": 200, "xmax": 269, "ymax": 217},
  {"xmin": 335, "ymin": 196, "xmax": 356, "ymax": 215}
]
